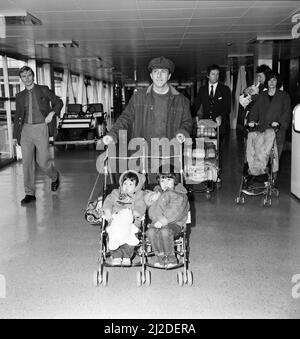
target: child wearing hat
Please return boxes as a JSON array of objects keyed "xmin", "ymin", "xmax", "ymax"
[{"xmin": 144, "ymin": 166, "xmax": 190, "ymax": 268}]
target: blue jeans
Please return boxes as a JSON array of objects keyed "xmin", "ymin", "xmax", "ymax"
[{"xmin": 146, "ymin": 223, "xmax": 182, "ymax": 256}]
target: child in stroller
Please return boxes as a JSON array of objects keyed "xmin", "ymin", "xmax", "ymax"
[
  {"xmin": 102, "ymin": 170, "xmax": 146, "ymax": 266},
  {"xmin": 144, "ymin": 166, "xmax": 190, "ymax": 269}
]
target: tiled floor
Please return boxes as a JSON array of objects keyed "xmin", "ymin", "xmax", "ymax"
[{"xmin": 0, "ymin": 133, "xmax": 299, "ymax": 319}]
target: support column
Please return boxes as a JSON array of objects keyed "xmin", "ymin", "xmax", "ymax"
[
  {"xmin": 27, "ymin": 59, "xmax": 37, "ymax": 82},
  {"xmin": 77, "ymin": 73, "xmax": 85, "ymax": 104},
  {"xmin": 42, "ymin": 63, "xmax": 54, "ymax": 90},
  {"xmin": 2, "ymin": 55, "xmax": 14, "ymax": 158},
  {"xmin": 61, "ymin": 68, "xmax": 69, "ymax": 117},
  {"xmin": 98, "ymin": 81, "xmax": 104, "ymax": 105},
  {"xmin": 68, "ymin": 73, "xmax": 75, "ymax": 104}
]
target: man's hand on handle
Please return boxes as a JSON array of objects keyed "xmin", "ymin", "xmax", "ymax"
[{"xmin": 176, "ymin": 133, "xmax": 186, "ymax": 144}]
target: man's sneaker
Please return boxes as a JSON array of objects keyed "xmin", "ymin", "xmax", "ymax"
[
  {"xmin": 51, "ymin": 172, "xmax": 60, "ymax": 192},
  {"xmin": 122, "ymin": 258, "xmax": 131, "ymax": 266},
  {"xmin": 111, "ymin": 258, "xmax": 122, "ymax": 266},
  {"xmin": 21, "ymin": 195, "xmax": 36, "ymax": 205}
]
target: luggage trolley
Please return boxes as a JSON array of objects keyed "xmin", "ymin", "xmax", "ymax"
[
  {"xmin": 55, "ymin": 103, "xmax": 106, "ymax": 149},
  {"xmin": 185, "ymin": 118, "xmax": 220, "ymax": 199}
]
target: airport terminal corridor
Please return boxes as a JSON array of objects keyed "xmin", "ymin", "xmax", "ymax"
[{"xmin": 0, "ymin": 133, "xmax": 299, "ymax": 319}]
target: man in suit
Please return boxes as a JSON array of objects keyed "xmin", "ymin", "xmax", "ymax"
[
  {"xmin": 193, "ymin": 64, "xmax": 231, "ymax": 180},
  {"xmin": 13, "ymin": 66, "xmax": 63, "ymax": 205}
]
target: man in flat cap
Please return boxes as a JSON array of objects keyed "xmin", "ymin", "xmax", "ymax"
[
  {"xmin": 101, "ymin": 56, "xmax": 192, "ymax": 178},
  {"xmin": 103, "ymin": 56, "xmax": 191, "ymax": 144}
]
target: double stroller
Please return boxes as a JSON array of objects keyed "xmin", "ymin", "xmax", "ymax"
[
  {"xmin": 236, "ymin": 123, "xmax": 280, "ymax": 207},
  {"xmin": 85, "ymin": 145, "xmax": 193, "ymax": 287}
]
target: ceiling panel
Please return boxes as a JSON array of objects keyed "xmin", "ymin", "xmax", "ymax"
[
  {"xmin": 0, "ymin": 0, "xmax": 17, "ymax": 10},
  {"xmin": 142, "ymin": 19, "xmax": 189, "ymax": 28},
  {"xmin": 139, "ymin": 9, "xmax": 194, "ymax": 20},
  {"xmin": 190, "ymin": 17, "xmax": 240, "ymax": 26},
  {"xmin": 31, "ymin": 11, "xmax": 88, "ymax": 22},
  {"xmin": 252, "ymin": 1, "xmax": 300, "ymax": 8},
  {"xmin": 228, "ymin": 25, "xmax": 291, "ymax": 33},
  {"xmin": 81, "ymin": 10, "xmax": 139, "ymax": 21},
  {"xmin": 9, "ymin": 0, "xmax": 79, "ymax": 11},
  {"xmin": 244, "ymin": 6, "xmax": 299, "ymax": 17},
  {"xmin": 192, "ymin": 7, "xmax": 248, "ymax": 18},
  {"xmin": 7, "ymin": 20, "xmax": 144, "ymax": 30},
  {"xmin": 1, "ymin": 0, "xmax": 300, "ymax": 83},
  {"xmin": 145, "ymin": 32, "xmax": 183, "ymax": 38},
  {"xmin": 144, "ymin": 27, "xmax": 185, "ymax": 34},
  {"xmin": 74, "ymin": 0, "xmax": 137, "ymax": 10},
  {"xmin": 186, "ymin": 26, "xmax": 232, "ymax": 33},
  {"xmin": 196, "ymin": 1, "xmax": 252, "ymax": 8},
  {"xmin": 233, "ymin": 16, "xmax": 291, "ymax": 25},
  {"xmin": 137, "ymin": 1, "xmax": 197, "ymax": 10}
]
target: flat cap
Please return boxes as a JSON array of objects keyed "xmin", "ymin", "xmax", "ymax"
[{"xmin": 148, "ymin": 56, "xmax": 175, "ymax": 73}]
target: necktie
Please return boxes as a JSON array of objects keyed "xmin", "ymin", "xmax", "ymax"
[
  {"xmin": 210, "ymin": 85, "xmax": 214, "ymax": 99},
  {"xmin": 28, "ymin": 90, "xmax": 33, "ymax": 124}
]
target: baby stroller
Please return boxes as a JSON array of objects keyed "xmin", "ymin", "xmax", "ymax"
[
  {"xmin": 137, "ymin": 146, "xmax": 193, "ymax": 287},
  {"xmin": 85, "ymin": 149, "xmax": 146, "ymax": 287},
  {"xmin": 236, "ymin": 123, "xmax": 280, "ymax": 207},
  {"xmin": 185, "ymin": 118, "xmax": 220, "ymax": 199}
]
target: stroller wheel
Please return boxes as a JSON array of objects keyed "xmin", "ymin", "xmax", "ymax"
[
  {"xmin": 93, "ymin": 270, "xmax": 101, "ymax": 287},
  {"xmin": 177, "ymin": 271, "xmax": 184, "ymax": 287},
  {"xmin": 136, "ymin": 271, "xmax": 143, "ymax": 287},
  {"xmin": 186, "ymin": 270, "xmax": 193, "ymax": 287},
  {"xmin": 145, "ymin": 270, "xmax": 151, "ymax": 286},
  {"xmin": 263, "ymin": 197, "xmax": 272, "ymax": 207},
  {"xmin": 236, "ymin": 196, "xmax": 245, "ymax": 205}
]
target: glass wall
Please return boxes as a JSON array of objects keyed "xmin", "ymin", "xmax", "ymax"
[{"xmin": 0, "ymin": 56, "xmax": 26, "ymax": 167}]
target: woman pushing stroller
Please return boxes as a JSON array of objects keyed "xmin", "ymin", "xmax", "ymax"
[{"xmin": 248, "ymin": 71, "xmax": 291, "ymax": 160}]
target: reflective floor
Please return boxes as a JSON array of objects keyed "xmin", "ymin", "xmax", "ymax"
[{"xmin": 0, "ymin": 132, "xmax": 300, "ymax": 319}]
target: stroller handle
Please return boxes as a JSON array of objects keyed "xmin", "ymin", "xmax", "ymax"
[
  {"xmin": 246, "ymin": 122, "xmax": 281, "ymax": 134},
  {"xmin": 245, "ymin": 121, "xmax": 259, "ymax": 132},
  {"xmin": 269, "ymin": 122, "xmax": 281, "ymax": 133}
]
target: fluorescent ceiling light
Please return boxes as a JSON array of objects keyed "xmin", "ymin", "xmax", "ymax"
[
  {"xmin": 0, "ymin": 16, "xmax": 5, "ymax": 38},
  {"xmin": 0, "ymin": 10, "xmax": 42, "ymax": 26},
  {"xmin": 36, "ymin": 40, "xmax": 79, "ymax": 48},
  {"xmin": 73, "ymin": 57, "xmax": 102, "ymax": 62},
  {"xmin": 251, "ymin": 34, "xmax": 293, "ymax": 43},
  {"xmin": 228, "ymin": 53, "xmax": 254, "ymax": 58}
]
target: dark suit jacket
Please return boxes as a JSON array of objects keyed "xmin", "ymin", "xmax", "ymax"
[
  {"xmin": 13, "ymin": 84, "xmax": 63, "ymax": 144},
  {"xmin": 193, "ymin": 82, "xmax": 231, "ymax": 136}
]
